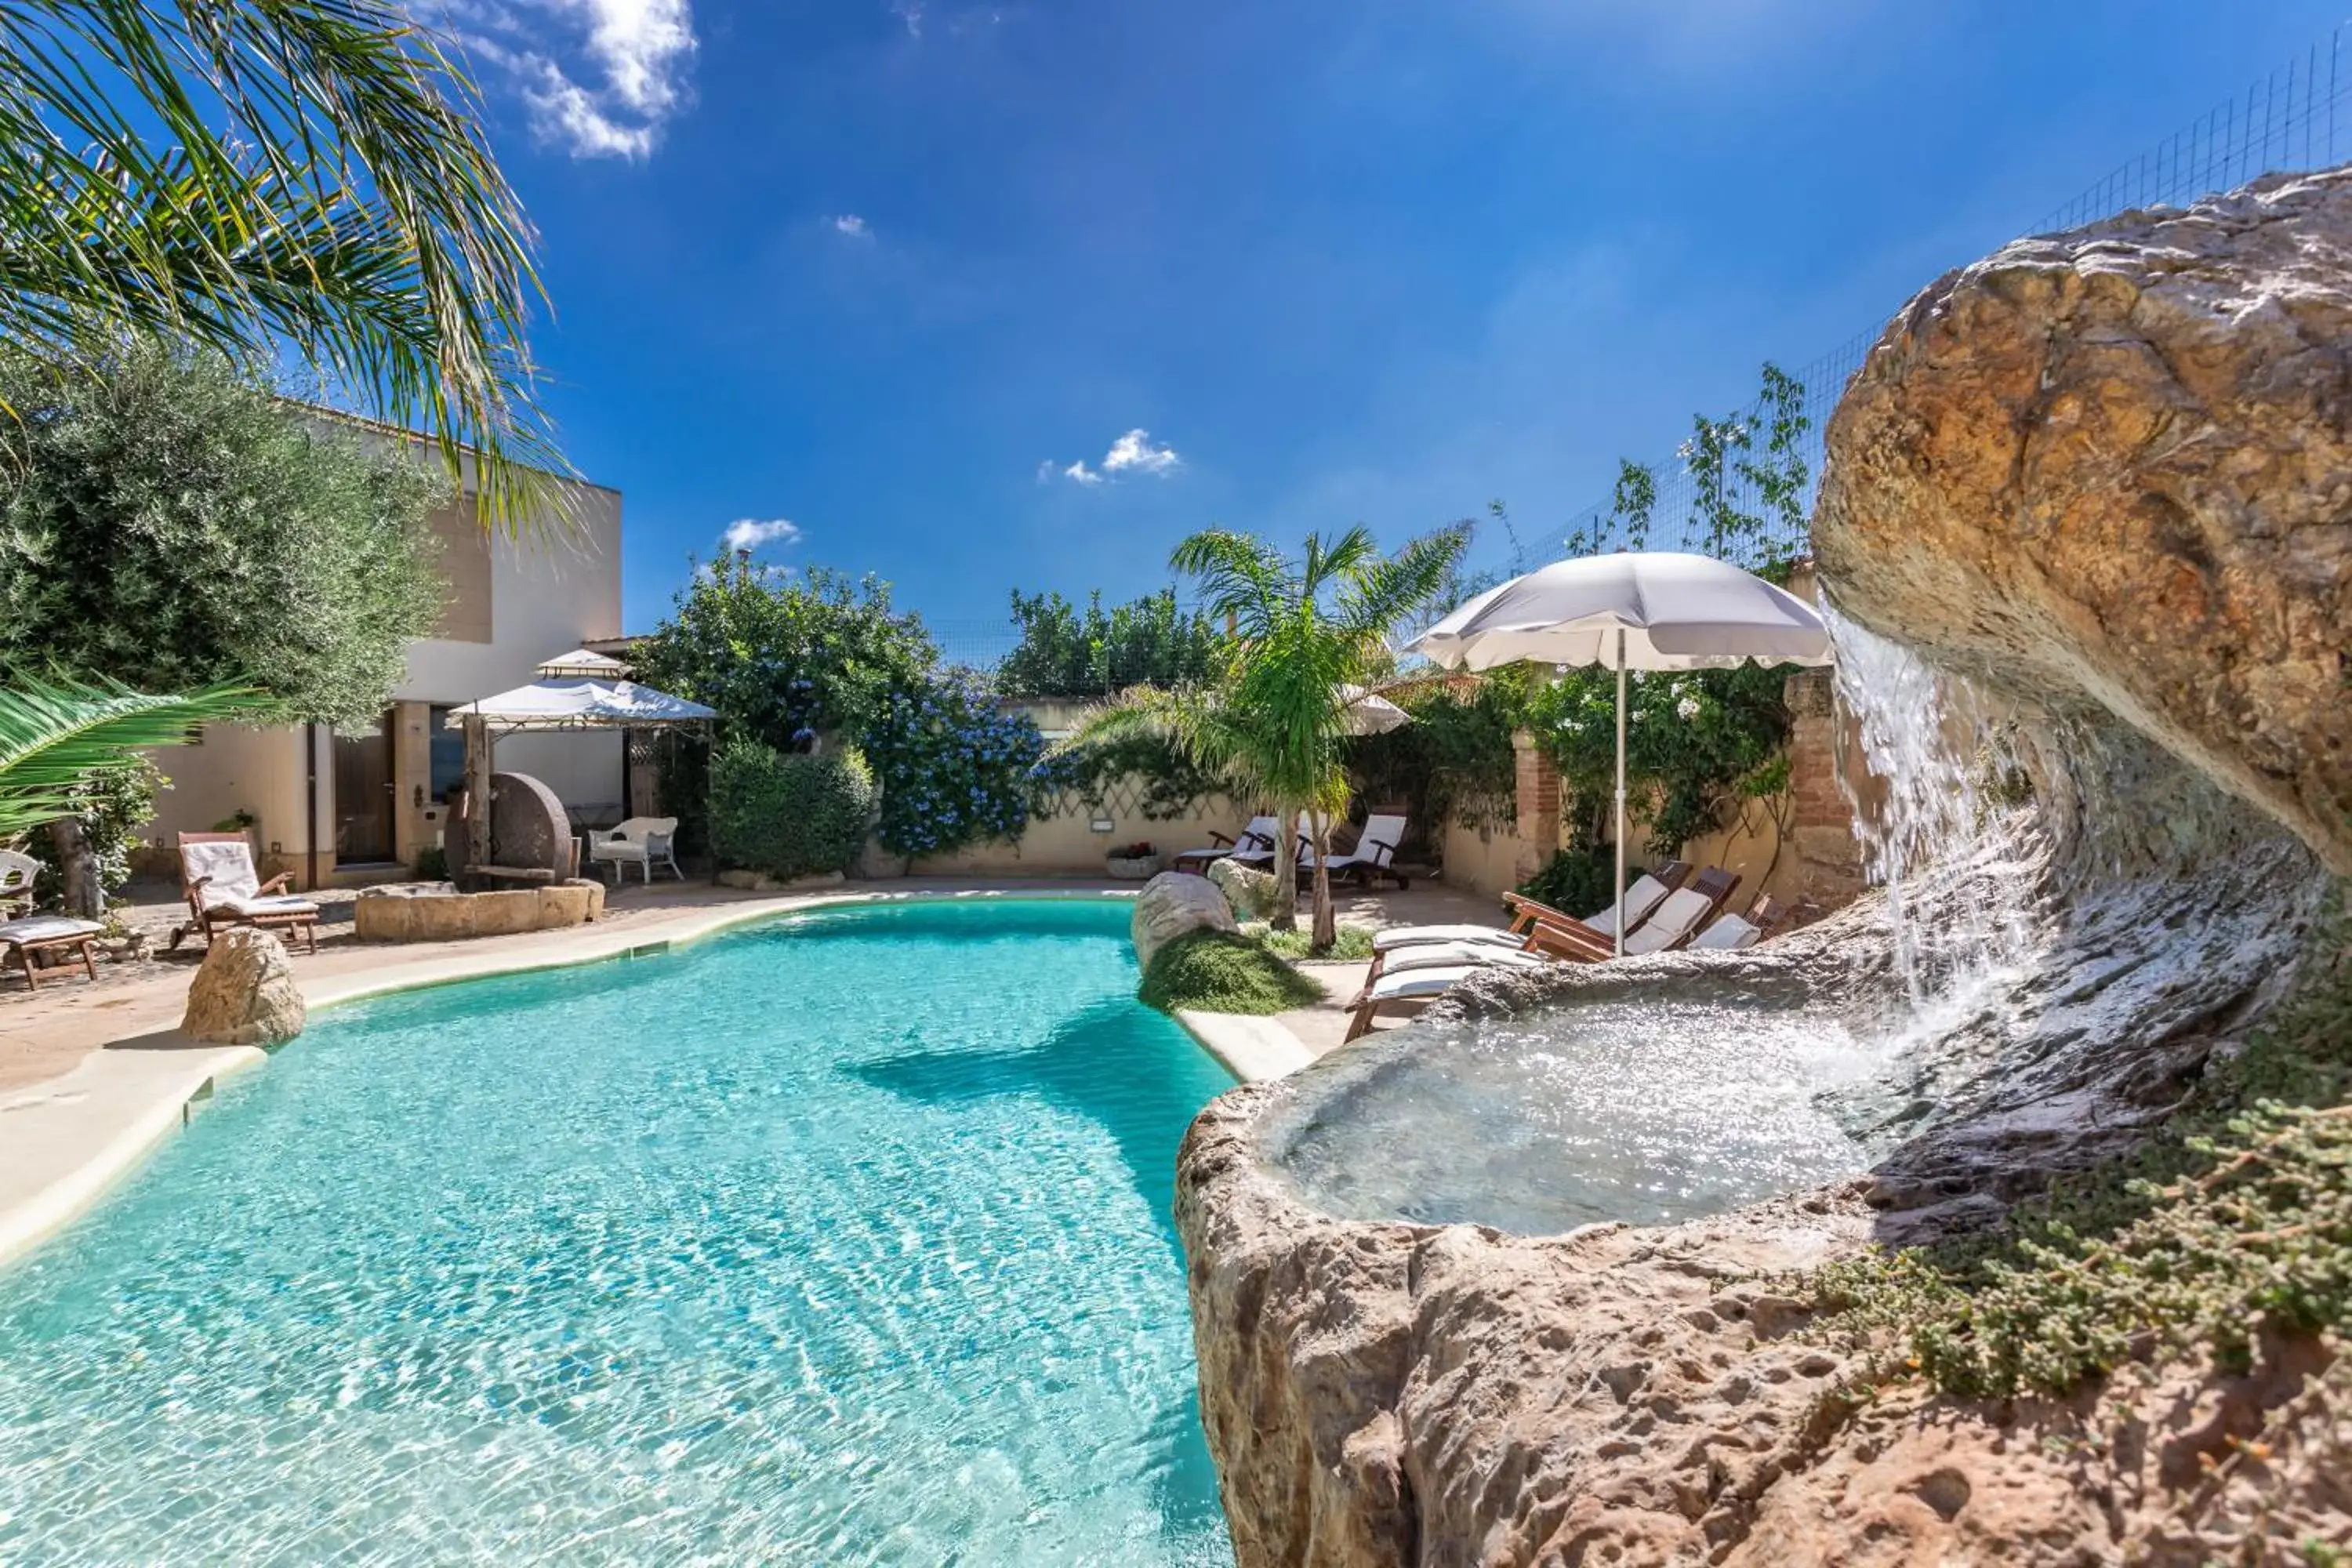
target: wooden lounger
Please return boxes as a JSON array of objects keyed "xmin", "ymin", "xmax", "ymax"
[{"xmin": 0, "ymin": 915, "xmax": 103, "ymax": 991}]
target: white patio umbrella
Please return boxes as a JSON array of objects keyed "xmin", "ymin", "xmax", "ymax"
[
  {"xmin": 1340, "ymin": 684, "xmax": 1410, "ymax": 736},
  {"xmin": 1405, "ymin": 552, "xmax": 1831, "ymax": 953}
]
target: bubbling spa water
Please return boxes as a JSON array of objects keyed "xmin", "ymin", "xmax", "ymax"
[{"xmin": 1264, "ymin": 608, "xmax": 2326, "ymax": 1236}]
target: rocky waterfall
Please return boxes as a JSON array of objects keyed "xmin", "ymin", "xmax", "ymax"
[{"xmin": 1175, "ymin": 169, "xmax": 2352, "ymax": 1565}]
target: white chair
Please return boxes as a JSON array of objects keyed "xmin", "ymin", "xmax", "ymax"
[
  {"xmin": 588, "ymin": 817, "xmax": 682, "ymax": 884},
  {"xmin": 1298, "ymin": 812, "xmax": 1410, "ymax": 890},
  {"xmin": 0, "ymin": 847, "xmax": 41, "ymax": 916},
  {"xmin": 1173, "ymin": 815, "xmax": 1279, "ymax": 873}
]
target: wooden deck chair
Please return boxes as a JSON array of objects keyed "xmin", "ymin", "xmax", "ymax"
[
  {"xmin": 1300, "ymin": 812, "xmax": 1411, "ymax": 891},
  {"xmin": 1172, "ymin": 815, "xmax": 1279, "ymax": 874},
  {"xmin": 168, "ymin": 832, "xmax": 320, "ymax": 953},
  {"xmin": 0, "ymin": 914, "xmax": 103, "ymax": 990}
]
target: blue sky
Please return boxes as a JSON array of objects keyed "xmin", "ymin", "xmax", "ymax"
[{"xmin": 452, "ymin": 0, "xmax": 2351, "ymax": 648}]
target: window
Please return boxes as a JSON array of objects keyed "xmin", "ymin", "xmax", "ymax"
[{"xmin": 426, "ymin": 706, "xmax": 468, "ymax": 802}]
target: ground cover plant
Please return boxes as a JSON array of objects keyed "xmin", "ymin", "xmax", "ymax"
[
  {"xmin": 1805, "ymin": 892, "xmax": 2352, "ymax": 1400},
  {"xmin": 1138, "ymin": 929, "xmax": 1325, "ymax": 1015}
]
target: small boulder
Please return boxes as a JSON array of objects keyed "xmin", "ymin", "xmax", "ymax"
[
  {"xmin": 180, "ymin": 928, "xmax": 304, "ymax": 1046},
  {"xmin": 1208, "ymin": 857, "xmax": 1277, "ymax": 920},
  {"xmin": 1131, "ymin": 871, "xmax": 1237, "ymax": 970}
]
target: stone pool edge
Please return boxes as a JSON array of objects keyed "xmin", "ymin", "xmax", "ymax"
[{"xmin": 1, "ymin": 884, "xmax": 1225, "ymax": 1272}]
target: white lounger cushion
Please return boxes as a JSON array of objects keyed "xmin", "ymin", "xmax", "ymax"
[
  {"xmin": 1690, "ymin": 913, "xmax": 1762, "ymax": 951},
  {"xmin": 217, "ymin": 895, "xmax": 320, "ymax": 918},
  {"xmin": 1183, "ymin": 816, "xmax": 1278, "ymax": 859},
  {"xmin": 1374, "ymin": 942, "xmax": 1546, "ymax": 977},
  {"xmin": 0, "ymin": 915, "xmax": 103, "ymax": 945},
  {"xmin": 1371, "ymin": 923, "xmax": 1525, "ymax": 953},
  {"xmin": 183, "ymin": 839, "xmax": 265, "ymax": 907},
  {"xmin": 1582, "ymin": 873, "xmax": 1671, "ymax": 940},
  {"xmin": 1363, "ymin": 964, "xmax": 1483, "ymax": 1005},
  {"xmin": 1624, "ymin": 887, "xmax": 1715, "ymax": 956},
  {"xmin": 1301, "ymin": 814, "xmax": 1407, "ymax": 870}
]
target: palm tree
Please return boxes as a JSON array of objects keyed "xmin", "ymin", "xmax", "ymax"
[
  {"xmin": 0, "ymin": 677, "xmax": 270, "ymax": 840},
  {"xmin": 1070, "ymin": 524, "xmax": 1466, "ymax": 953},
  {"xmin": 1, "ymin": 2, "xmax": 559, "ymax": 528}
]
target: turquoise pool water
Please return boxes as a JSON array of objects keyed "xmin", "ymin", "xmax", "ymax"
[{"xmin": 0, "ymin": 900, "xmax": 1235, "ymax": 1565}]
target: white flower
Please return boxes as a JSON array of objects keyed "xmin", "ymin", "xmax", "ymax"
[{"xmin": 1676, "ymin": 696, "xmax": 1702, "ymax": 721}]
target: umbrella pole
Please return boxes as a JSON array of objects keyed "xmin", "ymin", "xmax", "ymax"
[{"xmin": 1613, "ymin": 630, "xmax": 1627, "ymax": 959}]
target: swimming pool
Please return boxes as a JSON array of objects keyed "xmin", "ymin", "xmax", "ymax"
[{"xmin": 0, "ymin": 900, "xmax": 1235, "ymax": 1564}]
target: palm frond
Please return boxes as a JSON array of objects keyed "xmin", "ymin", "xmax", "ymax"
[
  {"xmin": 0, "ymin": 676, "xmax": 271, "ymax": 837},
  {"xmin": 0, "ymin": 1, "xmax": 563, "ymax": 533}
]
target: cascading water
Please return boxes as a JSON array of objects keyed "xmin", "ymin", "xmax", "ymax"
[{"xmin": 1258, "ymin": 599, "xmax": 2331, "ymax": 1239}]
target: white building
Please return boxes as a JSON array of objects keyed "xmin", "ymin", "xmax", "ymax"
[{"xmin": 141, "ymin": 463, "xmax": 626, "ymax": 890}]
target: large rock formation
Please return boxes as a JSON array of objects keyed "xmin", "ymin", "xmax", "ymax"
[
  {"xmin": 1182, "ymin": 1084, "xmax": 2351, "ymax": 1566},
  {"xmin": 1178, "ymin": 172, "xmax": 2352, "ymax": 1566},
  {"xmin": 1816, "ymin": 167, "xmax": 2352, "ymax": 875},
  {"xmin": 180, "ymin": 928, "xmax": 304, "ymax": 1045},
  {"xmin": 1132, "ymin": 871, "xmax": 1236, "ymax": 968}
]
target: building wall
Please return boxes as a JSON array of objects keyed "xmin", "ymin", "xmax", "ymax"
[
  {"xmin": 906, "ymin": 789, "xmax": 1242, "ymax": 877},
  {"xmin": 138, "ymin": 469, "xmax": 626, "ymax": 887}
]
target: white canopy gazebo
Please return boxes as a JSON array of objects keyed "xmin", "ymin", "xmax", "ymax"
[{"xmin": 451, "ymin": 651, "xmax": 715, "ymax": 866}]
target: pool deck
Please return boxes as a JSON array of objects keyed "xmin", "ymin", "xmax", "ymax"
[{"xmin": 0, "ymin": 877, "xmax": 1504, "ymax": 1269}]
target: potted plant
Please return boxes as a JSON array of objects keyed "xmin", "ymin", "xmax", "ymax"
[{"xmin": 1104, "ymin": 840, "xmax": 1160, "ymax": 880}]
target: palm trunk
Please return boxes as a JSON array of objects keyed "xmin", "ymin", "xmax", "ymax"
[
  {"xmin": 1309, "ymin": 819, "xmax": 1337, "ymax": 954},
  {"xmin": 48, "ymin": 815, "xmax": 100, "ymax": 920},
  {"xmin": 1272, "ymin": 806, "xmax": 1298, "ymax": 931}
]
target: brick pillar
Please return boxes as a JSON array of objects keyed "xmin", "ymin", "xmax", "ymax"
[
  {"xmin": 1511, "ymin": 729, "xmax": 1559, "ymax": 884},
  {"xmin": 1782, "ymin": 668, "xmax": 1865, "ymax": 910}
]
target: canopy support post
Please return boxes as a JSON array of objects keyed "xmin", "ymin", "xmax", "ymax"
[
  {"xmin": 463, "ymin": 713, "xmax": 492, "ymax": 870},
  {"xmin": 1613, "ymin": 629, "xmax": 1628, "ymax": 959}
]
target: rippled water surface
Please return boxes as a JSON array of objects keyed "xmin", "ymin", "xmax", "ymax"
[
  {"xmin": 0, "ymin": 900, "xmax": 1233, "ymax": 1565},
  {"xmin": 1272, "ymin": 998, "xmax": 1884, "ymax": 1234}
]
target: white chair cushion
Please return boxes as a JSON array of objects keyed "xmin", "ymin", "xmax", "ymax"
[
  {"xmin": 0, "ymin": 915, "xmax": 103, "ymax": 944},
  {"xmin": 1582, "ymin": 873, "xmax": 1669, "ymax": 939},
  {"xmin": 1690, "ymin": 914, "xmax": 1762, "ymax": 952},
  {"xmin": 183, "ymin": 840, "xmax": 262, "ymax": 906},
  {"xmin": 1366, "ymin": 964, "xmax": 1479, "ymax": 1004},
  {"xmin": 1371, "ymin": 923, "xmax": 1523, "ymax": 953},
  {"xmin": 218, "ymin": 895, "xmax": 318, "ymax": 918},
  {"xmin": 1624, "ymin": 887, "xmax": 1714, "ymax": 956},
  {"xmin": 1376, "ymin": 942, "xmax": 1545, "ymax": 976}
]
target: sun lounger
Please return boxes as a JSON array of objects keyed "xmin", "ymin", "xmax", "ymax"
[
  {"xmin": 1343, "ymin": 920, "xmax": 1606, "ymax": 1038},
  {"xmin": 1172, "ymin": 815, "xmax": 1279, "ymax": 873},
  {"xmin": 1341, "ymin": 871, "xmax": 1741, "ymax": 1039},
  {"xmin": 1297, "ymin": 812, "xmax": 1410, "ymax": 891},
  {"xmin": 1689, "ymin": 894, "xmax": 1787, "ymax": 952},
  {"xmin": 0, "ymin": 914, "xmax": 102, "ymax": 990},
  {"xmin": 1368, "ymin": 859, "xmax": 1693, "ymax": 960},
  {"xmin": 167, "ymin": 832, "xmax": 320, "ymax": 953}
]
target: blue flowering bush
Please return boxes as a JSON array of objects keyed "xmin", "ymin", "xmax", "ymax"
[{"xmin": 862, "ymin": 667, "xmax": 1045, "ymax": 858}]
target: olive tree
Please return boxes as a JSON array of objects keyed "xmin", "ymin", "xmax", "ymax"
[{"xmin": 0, "ymin": 339, "xmax": 448, "ymax": 910}]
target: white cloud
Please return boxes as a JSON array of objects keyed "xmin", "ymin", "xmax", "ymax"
[
  {"xmin": 1101, "ymin": 427, "xmax": 1181, "ymax": 477},
  {"xmin": 720, "ymin": 517, "xmax": 802, "ymax": 553},
  {"xmin": 889, "ymin": 0, "xmax": 924, "ymax": 37},
  {"xmin": 450, "ymin": 0, "xmax": 696, "ymax": 160},
  {"xmin": 1040, "ymin": 428, "xmax": 1184, "ymax": 488},
  {"xmin": 833, "ymin": 214, "xmax": 873, "ymax": 239}
]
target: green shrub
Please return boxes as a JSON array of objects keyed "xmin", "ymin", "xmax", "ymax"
[
  {"xmin": 20, "ymin": 757, "xmax": 162, "ymax": 908},
  {"xmin": 708, "ymin": 742, "xmax": 877, "ymax": 879},
  {"xmin": 1254, "ymin": 923, "xmax": 1375, "ymax": 961},
  {"xmin": 1138, "ymin": 930, "xmax": 1324, "ymax": 1015}
]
